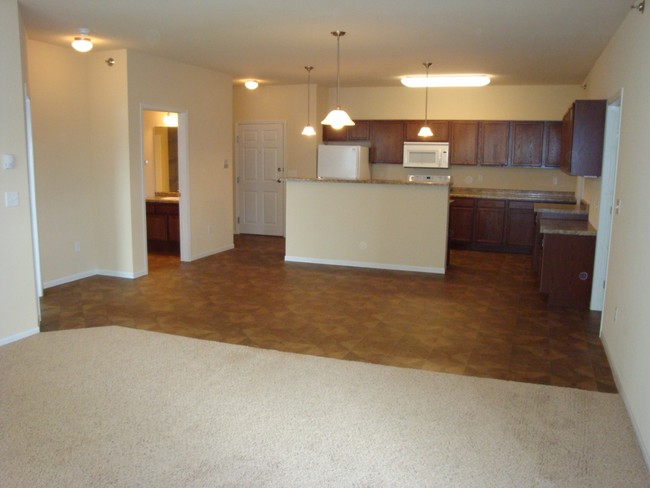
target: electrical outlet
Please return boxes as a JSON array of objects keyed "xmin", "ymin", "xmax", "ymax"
[
  {"xmin": 613, "ymin": 306, "xmax": 619, "ymax": 323},
  {"xmin": 74, "ymin": 241, "xmax": 81, "ymax": 253},
  {"xmin": 223, "ymin": 159, "xmax": 229, "ymax": 169},
  {"xmin": 4, "ymin": 191, "xmax": 18, "ymax": 208},
  {"xmin": 552, "ymin": 176, "xmax": 558, "ymax": 185}
]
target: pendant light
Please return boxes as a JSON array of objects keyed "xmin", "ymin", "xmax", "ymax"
[
  {"xmin": 418, "ymin": 62, "xmax": 434, "ymax": 138},
  {"xmin": 321, "ymin": 31, "xmax": 355, "ymax": 130},
  {"xmin": 301, "ymin": 66, "xmax": 316, "ymax": 136}
]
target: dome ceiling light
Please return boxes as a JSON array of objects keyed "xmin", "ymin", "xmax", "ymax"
[
  {"xmin": 71, "ymin": 28, "xmax": 93, "ymax": 53},
  {"xmin": 418, "ymin": 62, "xmax": 434, "ymax": 138},
  {"xmin": 301, "ymin": 66, "xmax": 316, "ymax": 136}
]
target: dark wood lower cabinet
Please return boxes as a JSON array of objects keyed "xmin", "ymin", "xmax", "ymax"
[
  {"xmin": 146, "ymin": 201, "xmax": 180, "ymax": 254},
  {"xmin": 539, "ymin": 233, "xmax": 595, "ymax": 308},
  {"xmin": 449, "ymin": 198, "xmax": 537, "ymax": 253}
]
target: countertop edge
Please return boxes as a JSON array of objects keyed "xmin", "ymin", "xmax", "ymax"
[{"xmin": 284, "ymin": 177, "xmax": 450, "ymax": 186}]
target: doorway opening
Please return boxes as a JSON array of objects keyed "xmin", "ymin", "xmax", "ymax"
[{"xmin": 141, "ymin": 109, "xmax": 189, "ymax": 266}]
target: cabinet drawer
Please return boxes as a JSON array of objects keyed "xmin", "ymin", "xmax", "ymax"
[
  {"xmin": 450, "ymin": 197, "xmax": 475, "ymax": 208},
  {"xmin": 155, "ymin": 202, "xmax": 179, "ymax": 215},
  {"xmin": 508, "ymin": 200, "xmax": 534, "ymax": 210},
  {"xmin": 477, "ymin": 199, "xmax": 506, "ymax": 209}
]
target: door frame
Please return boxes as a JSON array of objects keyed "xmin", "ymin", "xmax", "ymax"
[
  {"xmin": 591, "ymin": 90, "xmax": 623, "ymax": 314},
  {"xmin": 139, "ymin": 106, "xmax": 190, "ymax": 273},
  {"xmin": 234, "ymin": 120, "xmax": 287, "ymax": 236}
]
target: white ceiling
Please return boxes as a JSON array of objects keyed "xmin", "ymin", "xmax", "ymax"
[{"xmin": 18, "ymin": 0, "xmax": 631, "ymax": 87}]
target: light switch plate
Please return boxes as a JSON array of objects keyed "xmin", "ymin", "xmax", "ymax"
[
  {"xmin": 5, "ymin": 191, "xmax": 19, "ymax": 208},
  {"xmin": 2, "ymin": 154, "xmax": 16, "ymax": 170}
]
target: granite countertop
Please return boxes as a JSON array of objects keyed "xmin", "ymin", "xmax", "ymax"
[
  {"xmin": 146, "ymin": 196, "xmax": 179, "ymax": 203},
  {"xmin": 533, "ymin": 202, "xmax": 589, "ymax": 215},
  {"xmin": 284, "ymin": 177, "xmax": 451, "ymax": 186},
  {"xmin": 450, "ymin": 187, "xmax": 576, "ymax": 203},
  {"xmin": 539, "ymin": 219, "xmax": 596, "ymax": 236}
]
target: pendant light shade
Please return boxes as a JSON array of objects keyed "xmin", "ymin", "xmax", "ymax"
[
  {"xmin": 71, "ymin": 28, "xmax": 93, "ymax": 53},
  {"xmin": 321, "ymin": 31, "xmax": 354, "ymax": 129},
  {"xmin": 418, "ymin": 62, "xmax": 433, "ymax": 138},
  {"xmin": 301, "ymin": 66, "xmax": 316, "ymax": 136}
]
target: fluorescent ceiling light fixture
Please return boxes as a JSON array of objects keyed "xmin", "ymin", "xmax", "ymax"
[
  {"xmin": 71, "ymin": 28, "xmax": 93, "ymax": 53},
  {"xmin": 401, "ymin": 75, "xmax": 491, "ymax": 88},
  {"xmin": 244, "ymin": 80, "xmax": 259, "ymax": 90}
]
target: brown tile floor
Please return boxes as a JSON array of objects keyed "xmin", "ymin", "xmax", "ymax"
[{"xmin": 40, "ymin": 234, "xmax": 616, "ymax": 393}]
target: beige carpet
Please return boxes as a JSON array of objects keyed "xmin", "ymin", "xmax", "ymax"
[{"xmin": 1, "ymin": 326, "xmax": 648, "ymax": 487}]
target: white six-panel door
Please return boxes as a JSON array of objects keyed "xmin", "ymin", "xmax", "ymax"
[{"xmin": 236, "ymin": 123, "xmax": 285, "ymax": 236}]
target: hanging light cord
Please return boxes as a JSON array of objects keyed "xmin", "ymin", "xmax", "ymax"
[
  {"xmin": 333, "ymin": 31, "xmax": 345, "ymax": 109},
  {"xmin": 305, "ymin": 66, "xmax": 313, "ymax": 124},
  {"xmin": 423, "ymin": 62, "xmax": 432, "ymax": 125}
]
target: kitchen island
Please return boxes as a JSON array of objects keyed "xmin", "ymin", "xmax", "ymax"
[{"xmin": 285, "ymin": 177, "xmax": 450, "ymax": 274}]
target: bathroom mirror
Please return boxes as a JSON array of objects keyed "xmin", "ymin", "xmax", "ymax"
[{"xmin": 153, "ymin": 126, "xmax": 179, "ymax": 193}]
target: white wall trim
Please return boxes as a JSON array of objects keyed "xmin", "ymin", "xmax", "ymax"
[
  {"xmin": 601, "ymin": 336, "xmax": 650, "ymax": 471},
  {"xmin": 43, "ymin": 269, "xmax": 141, "ymax": 289},
  {"xmin": 189, "ymin": 243, "xmax": 235, "ymax": 262},
  {"xmin": 284, "ymin": 256, "xmax": 445, "ymax": 274},
  {"xmin": 0, "ymin": 327, "xmax": 39, "ymax": 347}
]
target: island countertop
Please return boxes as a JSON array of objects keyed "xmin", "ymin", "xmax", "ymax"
[
  {"xmin": 283, "ymin": 176, "xmax": 451, "ymax": 186},
  {"xmin": 451, "ymin": 187, "xmax": 576, "ymax": 203}
]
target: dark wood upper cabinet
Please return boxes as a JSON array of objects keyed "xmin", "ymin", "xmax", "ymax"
[
  {"xmin": 347, "ymin": 120, "xmax": 370, "ymax": 140},
  {"xmin": 404, "ymin": 120, "xmax": 449, "ymax": 142},
  {"xmin": 450, "ymin": 121, "xmax": 479, "ymax": 165},
  {"xmin": 370, "ymin": 120, "xmax": 405, "ymax": 164},
  {"xmin": 511, "ymin": 121, "xmax": 544, "ymax": 167},
  {"xmin": 478, "ymin": 121, "xmax": 510, "ymax": 166},
  {"xmin": 322, "ymin": 124, "xmax": 348, "ymax": 142},
  {"xmin": 543, "ymin": 121, "xmax": 562, "ymax": 168},
  {"xmin": 561, "ymin": 100, "xmax": 606, "ymax": 177}
]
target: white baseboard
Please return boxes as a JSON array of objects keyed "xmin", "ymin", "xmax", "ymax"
[
  {"xmin": 188, "ymin": 243, "xmax": 235, "ymax": 262},
  {"xmin": 0, "ymin": 327, "xmax": 39, "ymax": 347},
  {"xmin": 43, "ymin": 268, "xmax": 140, "ymax": 289},
  {"xmin": 284, "ymin": 256, "xmax": 445, "ymax": 274},
  {"xmin": 601, "ymin": 335, "xmax": 650, "ymax": 471}
]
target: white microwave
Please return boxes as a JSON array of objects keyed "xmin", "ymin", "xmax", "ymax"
[{"xmin": 403, "ymin": 142, "xmax": 449, "ymax": 168}]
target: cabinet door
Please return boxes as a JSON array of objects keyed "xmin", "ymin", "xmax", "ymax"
[
  {"xmin": 561, "ymin": 100, "xmax": 606, "ymax": 177},
  {"xmin": 450, "ymin": 121, "xmax": 479, "ymax": 165},
  {"xmin": 474, "ymin": 199, "xmax": 506, "ymax": 245},
  {"xmin": 370, "ymin": 121, "xmax": 405, "ymax": 164},
  {"xmin": 146, "ymin": 213, "xmax": 168, "ymax": 241},
  {"xmin": 448, "ymin": 198, "xmax": 475, "ymax": 244},
  {"xmin": 404, "ymin": 121, "xmax": 449, "ymax": 142},
  {"xmin": 543, "ymin": 121, "xmax": 562, "ymax": 168},
  {"xmin": 511, "ymin": 122, "xmax": 544, "ymax": 167},
  {"xmin": 168, "ymin": 215, "xmax": 180, "ymax": 242},
  {"xmin": 322, "ymin": 124, "xmax": 348, "ymax": 142},
  {"xmin": 505, "ymin": 201, "xmax": 535, "ymax": 248},
  {"xmin": 346, "ymin": 120, "xmax": 370, "ymax": 140},
  {"xmin": 479, "ymin": 121, "xmax": 510, "ymax": 166}
]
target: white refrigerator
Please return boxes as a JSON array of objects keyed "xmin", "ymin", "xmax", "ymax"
[{"xmin": 317, "ymin": 145, "xmax": 371, "ymax": 180}]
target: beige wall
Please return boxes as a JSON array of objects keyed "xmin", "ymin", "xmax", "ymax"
[
  {"xmin": 286, "ymin": 181, "xmax": 449, "ymax": 272},
  {"xmin": 234, "ymin": 84, "xmax": 322, "ymax": 178},
  {"xmin": 28, "ymin": 43, "xmax": 234, "ymax": 285},
  {"xmin": 581, "ymin": 10, "xmax": 650, "ymax": 464},
  {"xmin": 234, "ymin": 83, "xmax": 583, "ymax": 191},
  {"xmin": 127, "ymin": 51, "xmax": 234, "ymax": 267},
  {"xmin": 0, "ymin": 0, "xmax": 39, "ymax": 343}
]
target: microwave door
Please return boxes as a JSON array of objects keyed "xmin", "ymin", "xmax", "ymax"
[{"xmin": 409, "ymin": 149, "xmax": 446, "ymax": 168}]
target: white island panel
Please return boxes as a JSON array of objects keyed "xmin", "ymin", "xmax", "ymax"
[{"xmin": 285, "ymin": 180, "xmax": 449, "ymax": 273}]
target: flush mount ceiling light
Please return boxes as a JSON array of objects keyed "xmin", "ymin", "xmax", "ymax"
[
  {"xmin": 301, "ymin": 66, "xmax": 316, "ymax": 136},
  {"xmin": 71, "ymin": 28, "xmax": 93, "ymax": 53},
  {"xmin": 401, "ymin": 75, "xmax": 491, "ymax": 88},
  {"xmin": 163, "ymin": 112, "xmax": 178, "ymax": 127},
  {"xmin": 244, "ymin": 80, "xmax": 259, "ymax": 90},
  {"xmin": 321, "ymin": 30, "xmax": 354, "ymax": 130},
  {"xmin": 418, "ymin": 62, "xmax": 434, "ymax": 138}
]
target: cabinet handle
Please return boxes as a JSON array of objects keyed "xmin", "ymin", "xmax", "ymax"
[{"xmin": 578, "ymin": 272, "xmax": 589, "ymax": 281}]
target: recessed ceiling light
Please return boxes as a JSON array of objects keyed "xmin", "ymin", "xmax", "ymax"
[
  {"xmin": 401, "ymin": 75, "xmax": 491, "ymax": 88},
  {"xmin": 244, "ymin": 80, "xmax": 259, "ymax": 90}
]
